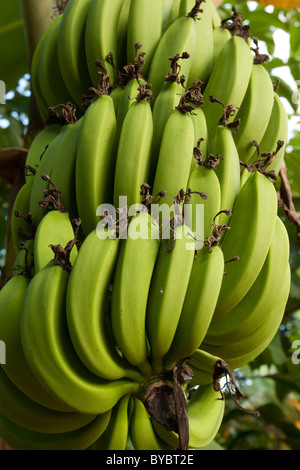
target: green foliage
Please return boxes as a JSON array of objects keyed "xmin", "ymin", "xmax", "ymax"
[{"xmin": 0, "ymin": 0, "xmax": 29, "ymax": 92}]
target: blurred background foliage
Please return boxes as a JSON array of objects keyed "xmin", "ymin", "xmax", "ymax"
[{"xmin": 0, "ymin": 0, "xmax": 299, "ymax": 450}]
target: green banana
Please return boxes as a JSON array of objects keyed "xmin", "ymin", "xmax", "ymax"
[
  {"xmin": 187, "ymin": 384, "xmax": 225, "ymax": 449},
  {"xmin": 113, "ymin": 82, "xmax": 153, "ymax": 210},
  {"xmin": 33, "ymin": 210, "xmax": 78, "ymax": 273},
  {"xmin": 75, "ymin": 80, "xmax": 117, "ymax": 237},
  {"xmin": 212, "ymin": 168, "xmax": 278, "ymax": 320},
  {"xmin": 93, "ymin": 394, "xmax": 131, "ymax": 450},
  {"xmin": 110, "ymin": 83, "xmax": 126, "ymax": 115},
  {"xmin": 183, "ymin": 0, "xmax": 214, "ymax": 87},
  {"xmin": 186, "ymin": 348, "xmax": 235, "ymax": 388},
  {"xmin": 85, "ymin": 0, "xmax": 124, "ymax": 87},
  {"xmin": 25, "ymin": 124, "xmax": 62, "ymax": 181},
  {"xmin": 38, "ymin": 14, "xmax": 74, "ymax": 109},
  {"xmin": 111, "ymin": 210, "xmax": 160, "ymax": 376},
  {"xmin": 152, "ymin": 105, "xmax": 195, "ymax": 218},
  {"xmin": 150, "ymin": 54, "xmax": 189, "ymax": 185},
  {"xmin": 30, "ymin": 18, "xmax": 60, "ymax": 121},
  {"xmin": 127, "ymin": 0, "xmax": 163, "ymax": 76},
  {"xmin": 50, "ymin": 117, "xmax": 82, "ymax": 220},
  {"xmin": 206, "ymin": 0, "xmax": 222, "ymax": 28},
  {"xmin": 13, "ymin": 240, "xmax": 34, "ymax": 279},
  {"xmin": 234, "ymin": 43, "xmax": 275, "ymax": 164},
  {"xmin": 249, "ymin": 91, "xmax": 288, "ymax": 175},
  {"xmin": 205, "ymin": 216, "xmax": 290, "ymax": 342},
  {"xmin": 0, "ymin": 410, "xmax": 111, "ymax": 451},
  {"xmin": 21, "ymin": 249, "xmax": 140, "ymax": 415},
  {"xmin": 167, "ymin": 0, "xmax": 182, "ymax": 26},
  {"xmin": 212, "ymin": 26, "xmax": 231, "ymax": 65},
  {"xmin": 146, "ymin": 223, "xmax": 196, "ymax": 373},
  {"xmin": 66, "ymin": 224, "xmax": 144, "ymax": 382},
  {"xmin": 129, "ymin": 397, "xmax": 172, "ymax": 450},
  {"xmin": 202, "ymin": 264, "xmax": 291, "ymax": 370},
  {"xmin": 163, "ymin": 244, "xmax": 225, "ymax": 369},
  {"xmin": 29, "ymin": 121, "xmax": 74, "ymax": 227},
  {"xmin": 11, "ymin": 179, "xmax": 35, "ymax": 254},
  {"xmin": 57, "ymin": 0, "xmax": 93, "ymax": 109},
  {"xmin": 209, "ymin": 100, "xmax": 241, "ymax": 228},
  {"xmin": 190, "ymin": 101, "xmax": 208, "ymax": 160},
  {"xmin": 0, "ymin": 366, "xmax": 97, "ymax": 434},
  {"xmin": 147, "ymin": 2, "xmax": 201, "ymax": 99},
  {"xmin": 161, "ymin": 0, "xmax": 176, "ymax": 32},
  {"xmin": 0, "ymin": 274, "xmax": 74, "ymax": 412},
  {"xmin": 201, "ymin": 9, "xmax": 253, "ymax": 143},
  {"xmin": 116, "ymin": 0, "xmax": 132, "ymax": 69},
  {"xmin": 115, "ymin": 74, "xmax": 146, "ymax": 143},
  {"xmin": 184, "ymin": 138, "xmax": 221, "ymax": 246},
  {"xmin": 152, "ymin": 383, "xmax": 225, "ymax": 449}
]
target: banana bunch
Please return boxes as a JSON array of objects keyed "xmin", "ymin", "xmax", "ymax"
[{"xmin": 1, "ymin": 0, "xmax": 292, "ymax": 451}]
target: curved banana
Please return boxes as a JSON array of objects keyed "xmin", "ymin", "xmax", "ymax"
[
  {"xmin": 152, "ymin": 383, "xmax": 225, "ymax": 449},
  {"xmin": 66, "ymin": 225, "xmax": 144, "ymax": 382},
  {"xmin": 0, "ymin": 410, "xmax": 111, "ymax": 451},
  {"xmin": 209, "ymin": 105, "xmax": 241, "ymax": 228},
  {"xmin": 0, "ymin": 274, "xmax": 73, "ymax": 412},
  {"xmin": 146, "ymin": 223, "xmax": 196, "ymax": 373},
  {"xmin": 85, "ymin": 0, "xmax": 124, "ymax": 87},
  {"xmin": 25, "ymin": 123, "xmax": 62, "ymax": 181},
  {"xmin": 21, "ymin": 255, "xmax": 140, "ymax": 414},
  {"xmin": 126, "ymin": 0, "xmax": 163, "ymax": 76},
  {"xmin": 111, "ymin": 211, "xmax": 160, "ymax": 376},
  {"xmin": 212, "ymin": 169, "xmax": 278, "ymax": 320},
  {"xmin": 57, "ymin": 0, "xmax": 93, "ymax": 109},
  {"xmin": 150, "ymin": 54, "xmax": 188, "ymax": 184},
  {"xmin": 33, "ymin": 210, "xmax": 78, "ymax": 273},
  {"xmin": 202, "ymin": 263, "xmax": 291, "ymax": 370},
  {"xmin": 116, "ymin": 0, "xmax": 132, "ymax": 69},
  {"xmin": 11, "ymin": 179, "xmax": 35, "ymax": 254},
  {"xmin": 187, "ymin": 384, "xmax": 225, "ymax": 449},
  {"xmin": 163, "ymin": 244, "xmax": 225, "ymax": 370},
  {"xmin": 30, "ymin": 18, "xmax": 60, "ymax": 121},
  {"xmin": 206, "ymin": 0, "xmax": 222, "ymax": 28},
  {"xmin": 13, "ymin": 240, "xmax": 35, "ymax": 279},
  {"xmin": 29, "ymin": 122, "xmax": 73, "ymax": 227},
  {"xmin": 93, "ymin": 394, "xmax": 131, "ymax": 450},
  {"xmin": 50, "ymin": 117, "xmax": 82, "ymax": 220},
  {"xmin": 147, "ymin": 2, "xmax": 200, "ymax": 99},
  {"xmin": 161, "ymin": 0, "xmax": 176, "ymax": 32},
  {"xmin": 186, "ymin": 348, "xmax": 223, "ymax": 386},
  {"xmin": 129, "ymin": 397, "xmax": 172, "ymax": 450},
  {"xmin": 113, "ymin": 82, "xmax": 153, "ymax": 210},
  {"xmin": 152, "ymin": 107, "xmax": 195, "ymax": 217},
  {"xmin": 201, "ymin": 10, "xmax": 253, "ymax": 143},
  {"xmin": 212, "ymin": 26, "xmax": 231, "ymax": 65},
  {"xmin": 110, "ymin": 84, "xmax": 125, "ymax": 115},
  {"xmin": 190, "ymin": 104, "xmax": 208, "ymax": 159},
  {"xmin": 38, "ymin": 14, "xmax": 74, "ymax": 109},
  {"xmin": 184, "ymin": 139, "xmax": 221, "ymax": 246},
  {"xmin": 249, "ymin": 92, "xmax": 288, "ymax": 175},
  {"xmin": 75, "ymin": 85, "xmax": 117, "ymax": 237},
  {"xmin": 167, "ymin": 0, "xmax": 182, "ymax": 26},
  {"xmin": 115, "ymin": 75, "xmax": 146, "ymax": 143},
  {"xmin": 0, "ymin": 366, "xmax": 96, "ymax": 434},
  {"xmin": 205, "ymin": 216, "xmax": 290, "ymax": 343},
  {"xmin": 184, "ymin": 0, "xmax": 214, "ymax": 87},
  {"xmin": 234, "ymin": 47, "xmax": 275, "ymax": 164}
]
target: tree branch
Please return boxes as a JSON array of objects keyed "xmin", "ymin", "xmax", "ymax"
[{"xmin": 279, "ymin": 159, "xmax": 300, "ymax": 245}]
